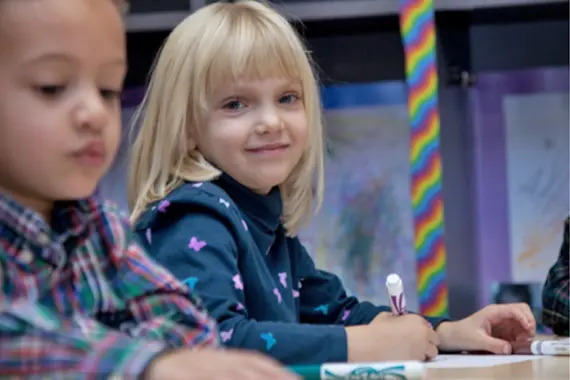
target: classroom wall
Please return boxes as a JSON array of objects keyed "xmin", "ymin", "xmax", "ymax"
[
  {"xmin": 443, "ymin": 19, "xmax": 568, "ymax": 317},
  {"xmin": 468, "ymin": 20, "xmax": 569, "ymax": 311}
]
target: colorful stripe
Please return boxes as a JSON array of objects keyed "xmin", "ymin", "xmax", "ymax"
[{"xmin": 399, "ymin": 0, "xmax": 448, "ymax": 316}]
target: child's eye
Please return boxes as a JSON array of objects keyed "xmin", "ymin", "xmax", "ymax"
[
  {"xmin": 222, "ymin": 99, "xmax": 246, "ymax": 110},
  {"xmin": 36, "ymin": 85, "xmax": 66, "ymax": 97},
  {"xmin": 100, "ymin": 89, "xmax": 122, "ymax": 101},
  {"xmin": 280, "ymin": 94, "xmax": 300, "ymax": 104}
]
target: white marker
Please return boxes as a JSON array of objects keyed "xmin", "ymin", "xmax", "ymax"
[
  {"xmin": 290, "ymin": 361, "xmax": 426, "ymax": 380},
  {"xmin": 386, "ymin": 273, "xmax": 407, "ymax": 315},
  {"xmin": 531, "ymin": 340, "xmax": 570, "ymax": 356}
]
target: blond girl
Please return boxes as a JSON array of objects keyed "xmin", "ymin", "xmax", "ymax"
[{"xmin": 130, "ymin": 0, "xmax": 536, "ymax": 366}]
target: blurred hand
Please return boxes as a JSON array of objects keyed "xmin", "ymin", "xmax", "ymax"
[{"xmin": 144, "ymin": 348, "xmax": 299, "ymax": 380}]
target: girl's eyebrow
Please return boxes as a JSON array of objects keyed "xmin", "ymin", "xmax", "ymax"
[
  {"xmin": 211, "ymin": 78, "xmax": 303, "ymax": 102},
  {"xmin": 231, "ymin": 79, "xmax": 302, "ymax": 91}
]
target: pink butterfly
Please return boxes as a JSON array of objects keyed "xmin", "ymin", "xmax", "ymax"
[
  {"xmin": 292, "ymin": 289, "xmax": 300, "ymax": 298},
  {"xmin": 188, "ymin": 237, "xmax": 207, "ymax": 252},
  {"xmin": 220, "ymin": 328, "xmax": 234, "ymax": 342},
  {"xmin": 342, "ymin": 310, "xmax": 351, "ymax": 321},
  {"xmin": 273, "ymin": 288, "xmax": 282, "ymax": 304},
  {"xmin": 233, "ymin": 274, "xmax": 244, "ymax": 290},
  {"xmin": 158, "ymin": 200, "xmax": 170, "ymax": 213},
  {"xmin": 278, "ymin": 272, "xmax": 287, "ymax": 288}
]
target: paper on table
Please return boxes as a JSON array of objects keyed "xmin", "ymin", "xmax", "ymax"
[{"xmin": 426, "ymin": 355, "xmax": 543, "ymax": 369}]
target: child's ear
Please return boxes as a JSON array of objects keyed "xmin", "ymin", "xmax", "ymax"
[
  {"xmin": 113, "ymin": 0, "xmax": 129, "ymax": 14},
  {"xmin": 187, "ymin": 138, "xmax": 197, "ymax": 151}
]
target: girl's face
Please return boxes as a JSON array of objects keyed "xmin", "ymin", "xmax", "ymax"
[
  {"xmin": 198, "ymin": 77, "xmax": 308, "ymax": 194},
  {"xmin": 0, "ymin": 0, "xmax": 126, "ymax": 219}
]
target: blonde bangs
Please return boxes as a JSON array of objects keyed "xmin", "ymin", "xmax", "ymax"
[{"xmin": 200, "ymin": 5, "xmax": 308, "ymax": 108}]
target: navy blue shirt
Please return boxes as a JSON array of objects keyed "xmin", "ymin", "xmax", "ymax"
[{"xmin": 133, "ymin": 174, "xmax": 446, "ymax": 365}]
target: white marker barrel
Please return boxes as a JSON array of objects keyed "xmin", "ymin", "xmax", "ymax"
[
  {"xmin": 320, "ymin": 361, "xmax": 425, "ymax": 380},
  {"xmin": 386, "ymin": 273, "xmax": 407, "ymax": 315},
  {"xmin": 531, "ymin": 340, "xmax": 570, "ymax": 356}
]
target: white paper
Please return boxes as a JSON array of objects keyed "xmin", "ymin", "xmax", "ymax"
[
  {"xmin": 503, "ymin": 92, "xmax": 569, "ymax": 282},
  {"xmin": 426, "ymin": 355, "xmax": 542, "ymax": 368}
]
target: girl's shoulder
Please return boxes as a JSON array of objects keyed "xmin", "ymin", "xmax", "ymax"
[{"xmin": 133, "ymin": 181, "xmax": 244, "ymax": 231}]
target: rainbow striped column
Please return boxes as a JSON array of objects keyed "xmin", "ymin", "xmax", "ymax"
[{"xmin": 399, "ymin": 0, "xmax": 448, "ymax": 317}]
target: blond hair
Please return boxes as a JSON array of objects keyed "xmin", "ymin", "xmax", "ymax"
[{"xmin": 128, "ymin": 0, "xmax": 324, "ymax": 236}]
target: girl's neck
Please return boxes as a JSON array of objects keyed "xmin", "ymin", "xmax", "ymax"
[{"xmin": 216, "ymin": 173, "xmax": 282, "ymax": 230}]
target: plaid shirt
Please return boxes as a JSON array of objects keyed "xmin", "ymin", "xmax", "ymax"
[
  {"xmin": 0, "ymin": 194, "xmax": 219, "ymax": 379},
  {"xmin": 542, "ymin": 217, "xmax": 570, "ymax": 336}
]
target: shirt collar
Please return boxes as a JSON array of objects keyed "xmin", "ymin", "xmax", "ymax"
[
  {"xmin": 0, "ymin": 192, "xmax": 95, "ymax": 248},
  {"xmin": 214, "ymin": 173, "xmax": 283, "ymax": 232}
]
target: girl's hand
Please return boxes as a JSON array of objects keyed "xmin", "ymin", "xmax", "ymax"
[
  {"xmin": 437, "ymin": 303, "xmax": 536, "ymax": 354},
  {"xmin": 347, "ymin": 312, "xmax": 439, "ymax": 362}
]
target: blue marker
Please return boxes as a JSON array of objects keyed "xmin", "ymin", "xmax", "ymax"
[{"xmin": 289, "ymin": 361, "xmax": 425, "ymax": 380}]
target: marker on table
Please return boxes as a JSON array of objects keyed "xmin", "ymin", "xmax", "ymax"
[
  {"xmin": 530, "ymin": 340, "xmax": 570, "ymax": 356},
  {"xmin": 386, "ymin": 273, "xmax": 407, "ymax": 315},
  {"xmin": 289, "ymin": 361, "xmax": 426, "ymax": 380}
]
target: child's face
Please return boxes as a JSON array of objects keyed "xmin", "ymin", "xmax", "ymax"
[
  {"xmin": 200, "ymin": 77, "xmax": 308, "ymax": 194},
  {"xmin": 0, "ymin": 0, "xmax": 125, "ymax": 214}
]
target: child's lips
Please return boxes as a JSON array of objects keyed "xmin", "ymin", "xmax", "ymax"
[
  {"xmin": 71, "ymin": 141, "xmax": 107, "ymax": 167},
  {"xmin": 245, "ymin": 143, "xmax": 290, "ymax": 157},
  {"xmin": 246, "ymin": 143, "xmax": 289, "ymax": 152}
]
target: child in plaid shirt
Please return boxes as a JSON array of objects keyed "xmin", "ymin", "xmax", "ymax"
[
  {"xmin": 0, "ymin": 0, "xmax": 295, "ymax": 379},
  {"xmin": 542, "ymin": 217, "xmax": 570, "ymax": 336}
]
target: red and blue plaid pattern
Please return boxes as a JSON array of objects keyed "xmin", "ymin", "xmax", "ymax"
[{"xmin": 0, "ymin": 194, "xmax": 218, "ymax": 379}]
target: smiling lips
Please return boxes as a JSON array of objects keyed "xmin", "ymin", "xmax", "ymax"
[{"xmin": 245, "ymin": 142, "xmax": 289, "ymax": 155}]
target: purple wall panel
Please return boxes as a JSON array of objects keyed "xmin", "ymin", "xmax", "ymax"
[{"xmin": 470, "ymin": 67, "xmax": 569, "ymax": 306}]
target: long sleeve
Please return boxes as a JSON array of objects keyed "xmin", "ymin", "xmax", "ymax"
[
  {"xmin": 542, "ymin": 218, "xmax": 570, "ymax": 336},
  {"xmin": 294, "ymin": 242, "xmax": 447, "ymax": 328},
  {"xmin": 0, "ymin": 299, "xmax": 165, "ymax": 379},
  {"xmin": 114, "ymin": 235, "xmax": 219, "ymax": 348},
  {"xmin": 139, "ymin": 210, "xmax": 348, "ymax": 365}
]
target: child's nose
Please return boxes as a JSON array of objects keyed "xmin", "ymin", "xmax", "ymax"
[
  {"xmin": 73, "ymin": 91, "xmax": 109, "ymax": 131},
  {"xmin": 256, "ymin": 108, "xmax": 283, "ymax": 134}
]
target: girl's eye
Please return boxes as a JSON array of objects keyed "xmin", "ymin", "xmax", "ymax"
[
  {"xmin": 280, "ymin": 94, "xmax": 300, "ymax": 104},
  {"xmin": 223, "ymin": 100, "xmax": 246, "ymax": 110},
  {"xmin": 36, "ymin": 85, "xmax": 66, "ymax": 97}
]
